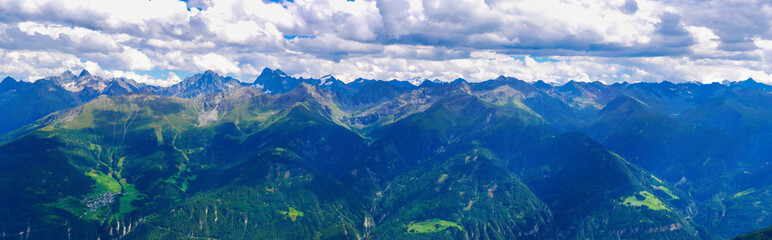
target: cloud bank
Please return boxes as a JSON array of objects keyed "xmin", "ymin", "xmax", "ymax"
[{"xmin": 0, "ymin": 0, "xmax": 771, "ymax": 84}]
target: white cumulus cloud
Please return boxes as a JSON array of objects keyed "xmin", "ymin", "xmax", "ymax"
[{"xmin": 0, "ymin": 0, "xmax": 769, "ymax": 84}]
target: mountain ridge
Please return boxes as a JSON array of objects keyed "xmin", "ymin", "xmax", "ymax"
[{"xmin": 0, "ymin": 68, "xmax": 771, "ymax": 239}]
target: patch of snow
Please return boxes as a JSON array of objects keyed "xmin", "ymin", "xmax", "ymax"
[{"xmin": 320, "ymin": 75, "xmax": 335, "ymax": 85}]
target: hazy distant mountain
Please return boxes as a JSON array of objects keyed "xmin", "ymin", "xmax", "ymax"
[
  {"xmin": 730, "ymin": 78, "xmax": 772, "ymax": 92},
  {"xmin": 0, "ymin": 70, "xmax": 152, "ymax": 136},
  {"xmin": 0, "ymin": 76, "xmax": 82, "ymax": 136}
]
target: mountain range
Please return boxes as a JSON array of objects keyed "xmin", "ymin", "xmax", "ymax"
[{"xmin": 0, "ymin": 69, "xmax": 770, "ymax": 239}]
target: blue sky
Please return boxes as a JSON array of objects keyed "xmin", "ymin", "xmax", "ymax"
[{"xmin": 0, "ymin": 0, "xmax": 771, "ymax": 86}]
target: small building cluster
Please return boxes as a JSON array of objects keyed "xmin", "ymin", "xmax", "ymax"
[{"xmin": 81, "ymin": 192, "xmax": 117, "ymax": 213}]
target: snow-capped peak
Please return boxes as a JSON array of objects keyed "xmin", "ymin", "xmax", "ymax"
[{"xmin": 407, "ymin": 77, "xmax": 426, "ymax": 86}]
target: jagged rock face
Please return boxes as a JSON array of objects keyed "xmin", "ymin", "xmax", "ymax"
[
  {"xmin": 45, "ymin": 70, "xmax": 78, "ymax": 87},
  {"xmin": 162, "ymin": 70, "xmax": 245, "ymax": 98},
  {"xmin": 44, "ymin": 70, "xmax": 102, "ymax": 92},
  {"xmin": 251, "ymin": 68, "xmax": 319, "ymax": 95},
  {"xmin": 38, "ymin": 70, "xmax": 149, "ymax": 95},
  {"xmin": 342, "ymin": 84, "xmax": 459, "ymax": 128}
]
